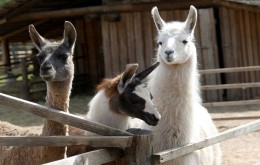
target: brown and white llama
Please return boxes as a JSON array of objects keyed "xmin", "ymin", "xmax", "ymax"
[
  {"xmin": 86, "ymin": 62, "xmax": 161, "ymax": 132},
  {"xmin": 141, "ymin": 6, "xmax": 222, "ymax": 165},
  {"xmin": 67, "ymin": 62, "xmax": 161, "ymax": 156},
  {"xmin": 0, "ymin": 21, "xmax": 76, "ymax": 164}
]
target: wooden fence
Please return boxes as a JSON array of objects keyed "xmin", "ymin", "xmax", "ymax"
[
  {"xmin": 202, "ymin": 65, "xmax": 260, "ymax": 107},
  {"xmin": 0, "ymin": 92, "xmax": 260, "ymax": 164}
]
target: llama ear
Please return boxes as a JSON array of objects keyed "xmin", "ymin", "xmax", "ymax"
[
  {"xmin": 29, "ymin": 25, "xmax": 46, "ymax": 51},
  {"xmin": 62, "ymin": 21, "xmax": 77, "ymax": 52},
  {"xmin": 134, "ymin": 62, "xmax": 159, "ymax": 82},
  {"xmin": 118, "ymin": 64, "xmax": 138, "ymax": 93},
  {"xmin": 151, "ymin": 6, "xmax": 165, "ymax": 31},
  {"xmin": 184, "ymin": 5, "xmax": 197, "ymax": 34}
]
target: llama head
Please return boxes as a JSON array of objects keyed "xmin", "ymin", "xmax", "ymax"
[
  {"xmin": 152, "ymin": 6, "xmax": 197, "ymax": 65},
  {"xmin": 29, "ymin": 21, "xmax": 76, "ymax": 82},
  {"xmin": 103, "ymin": 62, "xmax": 161, "ymax": 126}
]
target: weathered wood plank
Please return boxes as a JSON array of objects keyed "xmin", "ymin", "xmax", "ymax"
[
  {"xmin": 110, "ymin": 21, "xmax": 120, "ymax": 74},
  {"xmin": 199, "ymin": 9, "xmax": 219, "ymax": 102},
  {"xmin": 250, "ymin": 11, "xmax": 260, "ymax": 97},
  {"xmin": 153, "ymin": 119, "xmax": 260, "ymax": 164},
  {"xmin": 118, "ymin": 13, "xmax": 128, "ymax": 71},
  {"xmin": 126, "ymin": 13, "xmax": 136, "ymax": 63},
  {"xmin": 0, "ymin": 136, "xmax": 132, "ymax": 148},
  {"xmin": 227, "ymin": 8, "xmax": 242, "ymax": 99},
  {"xmin": 123, "ymin": 129, "xmax": 153, "ymax": 165},
  {"xmin": 85, "ymin": 19, "xmax": 100, "ymax": 85},
  {"xmin": 200, "ymin": 66, "xmax": 260, "ymax": 74},
  {"xmin": 244, "ymin": 10, "xmax": 255, "ymax": 97},
  {"xmin": 0, "ymin": 93, "xmax": 133, "ymax": 136},
  {"xmin": 201, "ymin": 82, "xmax": 260, "ymax": 90},
  {"xmin": 142, "ymin": 12, "xmax": 154, "ymax": 68},
  {"xmin": 239, "ymin": 10, "xmax": 251, "ymax": 99},
  {"xmin": 203, "ymin": 99, "xmax": 260, "ymax": 107},
  {"xmin": 213, "ymin": 116, "xmax": 260, "ymax": 121},
  {"xmin": 133, "ymin": 12, "xmax": 145, "ymax": 71},
  {"xmin": 257, "ymin": 13, "xmax": 260, "ymax": 96},
  {"xmin": 101, "ymin": 16, "xmax": 112, "ymax": 76},
  {"xmin": 74, "ymin": 19, "xmax": 86, "ymax": 75},
  {"xmin": 43, "ymin": 148, "xmax": 124, "ymax": 165}
]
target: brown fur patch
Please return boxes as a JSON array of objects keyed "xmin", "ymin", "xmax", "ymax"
[{"xmin": 96, "ymin": 75, "xmax": 121, "ymax": 98}]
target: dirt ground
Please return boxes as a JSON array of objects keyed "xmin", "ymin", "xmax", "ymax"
[{"xmin": 210, "ymin": 107, "xmax": 260, "ymax": 165}]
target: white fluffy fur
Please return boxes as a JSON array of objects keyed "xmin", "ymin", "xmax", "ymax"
[
  {"xmin": 86, "ymin": 90, "xmax": 130, "ymax": 132},
  {"xmin": 141, "ymin": 6, "xmax": 221, "ymax": 165}
]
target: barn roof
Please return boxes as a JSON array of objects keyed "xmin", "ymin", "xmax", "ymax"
[{"xmin": 0, "ymin": 0, "xmax": 259, "ymax": 42}]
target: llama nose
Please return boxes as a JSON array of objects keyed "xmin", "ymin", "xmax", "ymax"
[
  {"xmin": 42, "ymin": 63, "xmax": 52, "ymax": 72},
  {"xmin": 164, "ymin": 50, "xmax": 174, "ymax": 55}
]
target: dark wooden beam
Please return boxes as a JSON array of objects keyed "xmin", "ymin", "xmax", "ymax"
[
  {"xmin": 4, "ymin": 0, "xmax": 38, "ymax": 20},
  {"xmin": 0, "ymin": 1, "xmax": 216, "ymax": 23},
  {"xmin": 0, "ymin": 20, "xmax": 48, "ymax": 41},
  {"xmin": 214, "ymin": 0, "xmax": 260, "ymax": 13}
]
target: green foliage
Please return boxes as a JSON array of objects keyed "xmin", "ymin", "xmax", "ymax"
[{"xmin": 0, "ymin": 0, "xmax": 12, "ymax": 7}]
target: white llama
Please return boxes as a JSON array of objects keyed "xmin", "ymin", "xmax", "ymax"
[{"xmin": 141, "ymin": 6, "xmax": 222, "ymax": 165}]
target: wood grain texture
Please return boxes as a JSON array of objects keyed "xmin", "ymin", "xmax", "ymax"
[
  {"xmin": 0, "ymin": 93, "xmax": 133, "ymax": 136},
  {"xmin": 153, "ymin": 119, "xmax": 260, "ymax": 164},
  {"xmin": 43, "ymin": 148, "xmax": 124, "ymax": 165},
  {"xmin": 0, "ymin": 136, "xmax": 132, "ymax": 148}
]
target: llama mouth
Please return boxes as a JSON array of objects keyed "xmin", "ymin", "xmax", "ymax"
[
  {"xmin": 40, "ymin": 74, "xmax": 55, "ymax": 81},
  {"xmin": 143, "ymin": 114, "xmax": 159, "ymax": 126}
]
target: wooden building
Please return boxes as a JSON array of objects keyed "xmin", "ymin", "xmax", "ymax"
[{"xmin": 0, "ymin": 0, "xmax": 259, "ymax": 102}]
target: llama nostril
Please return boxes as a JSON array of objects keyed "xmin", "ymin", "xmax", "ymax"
[
  {"xmin": 164, "ymin": 50, "xmax": 174, "ymax": 55},
  {"xmin": 41, "ymin": 63, "xmax": 53, "ymax": 73}
]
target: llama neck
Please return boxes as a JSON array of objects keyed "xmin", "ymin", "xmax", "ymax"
[
  {"xmin": 41, "ymin": 77, "xmax": 73, "ymax": 161},
  {"xmin": 42, "ymin": 78, "xmax": 72, "ymax": 135},
  {"xmin": 150, "ymin": 55, "xmax": 201, "ymax": 145},
  {"xmin": 45, "ymin": 79, "xmax": 72, "ymax": 111}
]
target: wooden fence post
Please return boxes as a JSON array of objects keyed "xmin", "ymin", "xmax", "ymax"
[
  {"xmin": 21, "ymin": 57, "xmax": 30, "ymax": 100},
  {"xmin": 123, "ymin": 129, "xmax": 153, "ymax": 165}
]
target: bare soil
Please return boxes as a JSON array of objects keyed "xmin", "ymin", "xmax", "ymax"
[{"xmin": 210, "ymin": 106, "xmax": 260, "ymax": 165}]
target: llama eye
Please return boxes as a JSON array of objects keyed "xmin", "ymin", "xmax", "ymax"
[
  {"xmin": 158, "ymin": 42, "xmax": 162, "ymax": 45},
  {"xmin": 150, "ymin": 93, "xmax": 153, "ymax": 100},
  {"xmin": 128, "ymin": 93, "xmax": 143, "ymax": 104},
  {"xmin": 36, "ymin": 55, "xmax": 45, "ymax": 64},
  {"xmin": 182, "ymin": 40, "xmax": 188, "ymax": 44},
  {"xmin": 57, "ymin": 54, "xmax": 68, "ymax": 61}
]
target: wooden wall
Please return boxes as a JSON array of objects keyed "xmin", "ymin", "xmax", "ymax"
[
  {"xmin": 76, "ymin": 5, "xmax": 260, "ymax": 102},
  {"xmin": 101, "ymin": 8, "xmax": 221, "ymax": 102},
  {"xmin": 219, "ymin": 7, "xmax": 260, "ymax": 101},
  {"xmin": 72, "ymin": 18, "xmax": 104, "ymax": 88}
]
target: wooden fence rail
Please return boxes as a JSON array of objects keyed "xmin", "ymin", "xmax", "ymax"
[
  {"xmin": 0, "ymin": 93, "xmax": 132, "ymax": 136},
  {"xmin": 152, "ymin": 119, "xmax": 260, "ymax": 164},
  {"xmin": 201, "ymin": 65, "xmax": 260, "ymax": 107},
  {"xmin": 0, "ymin": 136, "xmax": 132, "ymax": 148},
  {"xmin": 43, "ymin": 148, "xmax": 124, "ymax": 165},
  {"xmin": 201, "ymin": 82, "xmax": 260, "ymax": 90},
  {"xmin": 200, "ymin": 66, "xmax": 260, "ymax": 74}
]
